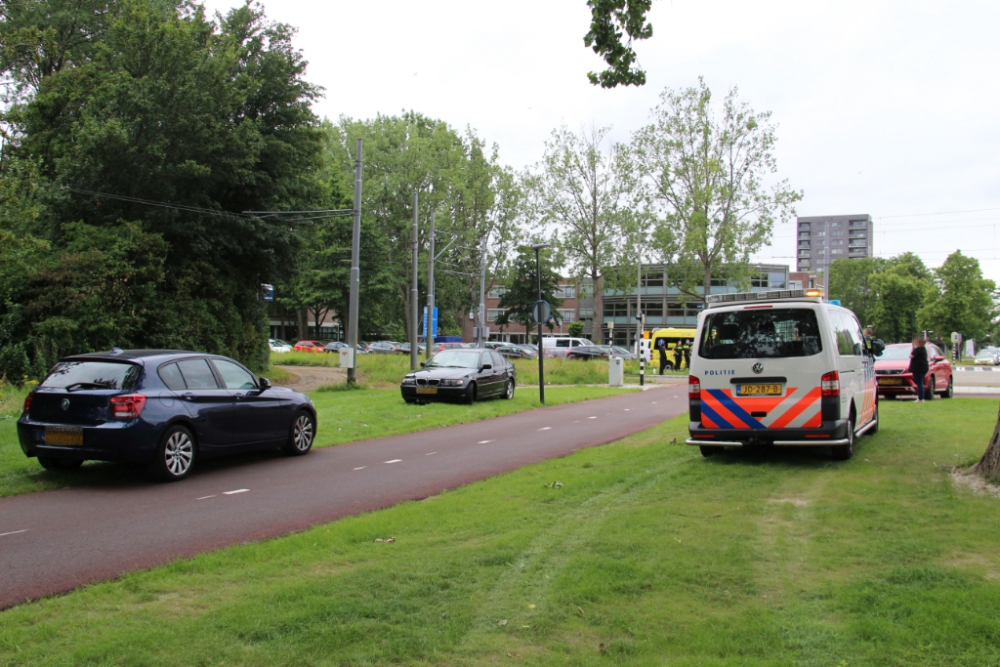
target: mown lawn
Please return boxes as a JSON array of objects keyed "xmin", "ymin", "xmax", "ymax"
[
  {"xmin": 3, "ymin": 399, "xmax": 1000, "ymax": 666},
  {"xmin": 0, "ymin": 386, "xmax": 632, "ymax": 499}
]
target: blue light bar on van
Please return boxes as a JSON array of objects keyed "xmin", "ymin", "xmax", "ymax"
[{"xmin": 705, "ymin": 288, "xmax": 818, "ymax": 308}]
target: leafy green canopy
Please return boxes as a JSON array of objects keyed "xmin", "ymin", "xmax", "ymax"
[
  {"xmin": 919, "ymin": 251, "xmax": 997, "ymax": 343},
  {"xmin": 0, "ymin": 0, "xmax": 325, "ymax": 378},
  {"xmin": 496, "ymin": 247, "xmax": 564, "ymax": 330},
  {"xmin": 584, "ymin": 0, "xmax": 653, "ymax": 88}
]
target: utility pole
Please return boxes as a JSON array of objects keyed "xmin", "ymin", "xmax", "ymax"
[
  {"xmin": 477, "ymin": 242, "xmax": 487, "ymax": 348},
  {"xmin": 411, "ymin": 192, "xmax": 419, "ymax": 370},
  {"xmin": 347, "ymin": 138, "xmax": 363, "ymax": 385},
  {"xmin": 426, "ymin": 211, "xmax": 435, "ymax": 362},
  {"xmin": 637, "ymin": 259, "xmax": 644, "ymax": 386},
  {"xmin": 533, "ymin": 243, "xmax": 550, "ymax": 404}
]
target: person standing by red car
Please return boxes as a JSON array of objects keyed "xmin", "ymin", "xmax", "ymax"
[{"xmin": 907, "ymin": 336, "xmax": 929, "ymax": 402}]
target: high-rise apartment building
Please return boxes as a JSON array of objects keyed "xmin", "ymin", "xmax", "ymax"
[{"xmin": 795, "ymin": 214, "xmax": 873, "ymax": 278}]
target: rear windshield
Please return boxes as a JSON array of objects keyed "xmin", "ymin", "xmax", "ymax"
[
  {"xmin": 41, "ymin": 361, "xmax": 142, "ymax": 391},
  {"xmin": 699, "ymin": 308, "xmax": 823, "ymax": 359}
]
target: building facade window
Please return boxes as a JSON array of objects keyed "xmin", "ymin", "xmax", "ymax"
[
  {"xmin": 488, "ymin": 309, "xmax": 507, "ymax": 322},
  {"xmin": 559, "ymin": 309, "xmax": 576, "ymax": 322},
  {"xmin": 602, "ymin": 303, "xmax": 628, "ymax": 319},
  {"xmin": 487, "ymin": 286, "xmax": 507, "ymax": 299}
]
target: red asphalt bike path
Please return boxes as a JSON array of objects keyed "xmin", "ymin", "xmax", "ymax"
[{"xmin": 0, "ymin": 386, "xmax": 687, "ymax": 609}]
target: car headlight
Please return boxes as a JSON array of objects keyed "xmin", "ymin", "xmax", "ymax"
[
  {"xmin": 402, "ymin": 376, "xmax": 416, "ymax": 386},
  {"xmin": 440, "ymin": 379, "xmax": 465, "ymax": 387}
]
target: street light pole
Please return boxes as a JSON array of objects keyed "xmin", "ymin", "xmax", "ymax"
[
  {"xmin": 533, "ymin": 242, "xmax": 550, "ymax": 404},
  {"xmin": 426, "ymin": 211, "xmax": 435, "ymax": 363},
  {"xmin": 411, "ymin": 192, "xmax": 419, "ymax": 371},
  {"xmin": 347, "ymin": 138, "xmax": 363, "ymax": 385}
]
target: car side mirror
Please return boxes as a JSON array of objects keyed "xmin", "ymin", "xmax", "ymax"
[
  {"xmin": 481, "ymin": 363, "xmax": 492, "ymax": 371},
  {"xmin": 420, "ymin": 362, "xmax": 426, "ymax": 368},
  {"xmin": 934, "ymin": 355, "xmax": 944, "ymax": 362},
  {"xmin": 258, "ymin": 377, "xmax": 272, "ymax": 391},
  {"xmin": 871, "ymin": 339, "xmax": 885, "ymax": 357}
]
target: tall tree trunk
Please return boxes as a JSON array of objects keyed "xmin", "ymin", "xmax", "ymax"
[
  {"xmin": 972, "ymin": 404, "xmax": 1000, "ymax": 483},
  {"xmin": 592, "ymin": 270, "xmax": 603, "ymax": 344},
  {"xmin": 297, "ymin": 308, "xmax": 307, "ymax": 341},
  {"xmin": 704, "ymin": 264, "xmax": 713, "ymax": 304}
]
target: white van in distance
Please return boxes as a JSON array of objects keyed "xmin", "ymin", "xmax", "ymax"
[
  {"xmin": 686, "ymin": 289, "xmax": 883, "ymax": 460},
  {"xmin": 541, "ymin": 337, "xmax": 595, "ymax": 358}
]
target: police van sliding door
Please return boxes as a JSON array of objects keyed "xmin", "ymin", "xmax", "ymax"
[{"xmin": 830, "ymin": 311, "xmax": 869, "ymax": 427}]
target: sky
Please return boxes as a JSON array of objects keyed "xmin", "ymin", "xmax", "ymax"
[{"xmin": 202, "ymin": 0, "xmax": 1000, "ymax": 282}]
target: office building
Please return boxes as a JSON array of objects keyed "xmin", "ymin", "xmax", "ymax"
[{"xmin": 796, "ymin": 214, "xmax": 873, "ymax": 278}]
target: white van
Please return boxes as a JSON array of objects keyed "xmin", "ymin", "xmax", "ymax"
[
  {"xmin": 686, "ymin": 289, "xmax": 882, "ymax": 460},
  {"xmin": 542, "ymin": 337, "xmax": 594, "ymax": 358}
]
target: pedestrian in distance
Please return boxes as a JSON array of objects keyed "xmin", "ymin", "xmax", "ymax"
[
  {"xmin": 682, "ymin": 339, "xmax": 692, "ymax": 370},
  {"xmin": 657, "ymin": 338, "xmax": 669, "ymax": 375},
  {"xmin": 672, "ymin": 341, "xmax": 682, "ymax": 371},
  {"xmin": 907, "ymin": 335, "xmax": 929, "ymax": 402}
]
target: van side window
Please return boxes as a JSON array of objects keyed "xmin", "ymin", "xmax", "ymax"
[
  {"xmin": 557, "ymin": 340, "xmax": 570, "ymax": 348},
  {"xmin": 831, "ymin": 312, "xmax": 863, "ymax": 356},
  {"xmin": 571, "ymin": 340, "xmax": 582, "ymax": 347}
]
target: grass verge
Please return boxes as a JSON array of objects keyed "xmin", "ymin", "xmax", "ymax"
[
  {"xmin": 0, "ymin": 386, "xmax": 633, "ymax": 499},
  {"xmin": 3, "ymin": 399, "xmax": 1000, "ymax": 665}
]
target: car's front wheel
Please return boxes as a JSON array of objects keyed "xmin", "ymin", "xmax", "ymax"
[
  {"xmin": 37, "ymin": 456, "xmax": 84, "ymax": 472},
  {"xmin": 283, "ymin": 410, "xmax": 315, "ymax": 456},
  {"xmin": 940, "ymin": 375, "xmax": 954, "ymax": 399},
  {"xmin": 149, "ymin": 425, "xmax": 196, "ymax": 481},
  {"xmin": 463, "ymin": 382, "xmax": 476, "ymax": 405},
  {"xmin": 925, "ymin": 375, "xmax": 935, "ymax": 401}
]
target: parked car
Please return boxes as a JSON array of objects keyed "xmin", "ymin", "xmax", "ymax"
[
  {"xmin": 323, "ymin": 342, "xmax": 347, "ymax": 353},
  {"xmin": 269, "ymin": 339, "xmax": 292, "ymax": 353},
  {"xmin": 566, "ymin": 345, "xmax": 610, "ymax": 360},
  {"xmin": 401, "ymin": 348, "xmax": 516, "ymax": 404},
  {"xmin": 604, "ymin": 345, "xmax": 636, "ymax": 360},
  {"xmin": 368, "ymin": 342, "xmax": 400, "ymax": 354},
  {"xmin": 975, "ymin": 347, "xmax": 1000, "ymax": 365},
  {"xmin": 17, "ymin": 350, "xmax": 317, "ymax": 481},
  {"xmin": 293, "ymin": 340, "xmax": 325, "ymax": 353},
  {"xmin": 397, "ymin": 342, "xmax": 426, "ymax": 354},
  {"xmin": 875, "ymin": 342, "xmax": 954, "ymax": 399},
  {"xmin": 496, "ymin": 344, "xmax": 534, "ymax": 359}
]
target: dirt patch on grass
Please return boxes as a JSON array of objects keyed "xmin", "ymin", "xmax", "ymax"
[
  {"xmin": 951, "ymin": 467, "xmax": 1000, "ymax": 498},
  {"xmin": 768, "ymin": 497, "xmax": 809, "ymax": 507}
]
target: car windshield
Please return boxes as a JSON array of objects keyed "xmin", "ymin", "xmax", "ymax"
[
  {"xmin": 612, "ymin": 346, "xmax": 630, "ymax": 355},
  {"xmin": 41, "ymin": 361, "xmax": 142, "ymax": 391},
  {"xmin": 976, "ymin": 350, "xmax": 995, "ymax": 358},
  {"xmin": 699, "ymin": 308, "xmax": 823, "ymax": 359},
  {"xmin": 426, "ymin": 350, "xmax": 482, "ymax": 369},
  {"xmin": 877, "ymin": 345, "xmax": 913, "ymax": 360}
]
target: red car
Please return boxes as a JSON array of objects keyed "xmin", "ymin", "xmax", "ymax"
[
  {"xmin": 293, "ymin": 340, "xmax": 325, "ymax": 353},
  {"xmin": 875, "ymin": 342, "xmax": 953, "ymax": 399}
]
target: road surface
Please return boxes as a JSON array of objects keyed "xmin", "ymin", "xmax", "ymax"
[{"xmin": 0, "ymin": 386, "xmax": 687, "ymax": 609}]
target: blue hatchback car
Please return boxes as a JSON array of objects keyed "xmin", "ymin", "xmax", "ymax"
[{"xmin": 17, "ymin": 349, "xmax": 317, "ymax": 481}]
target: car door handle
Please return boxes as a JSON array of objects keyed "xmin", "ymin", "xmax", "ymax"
[{"xmin": 181, "ymin": 393, "xmax": 195, "ymax": 401}]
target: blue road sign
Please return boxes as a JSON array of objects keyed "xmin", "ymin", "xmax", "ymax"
[{"xmin": 422, "ymin": 306, "xmax": 439, "ymax": 338}]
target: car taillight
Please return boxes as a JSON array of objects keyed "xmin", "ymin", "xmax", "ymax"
[
  {"xmin": 110, "ymin": 394, "xmax": 147, "ymax": 419},
  {"xmin": 688, "ymin": 374, "xmax": 701, "ymax": 399},
  {"xmin": 23, "ymin": 391, "xmax": 33, "ymax": 414},
  {"xmin": 821, "ymin": 371, "xmax": 840, "ymax": 397}
]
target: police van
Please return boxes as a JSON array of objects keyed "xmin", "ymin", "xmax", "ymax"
[{"xmin": 686, "ymin": 289, "xmax": 883, "ymax": 460}]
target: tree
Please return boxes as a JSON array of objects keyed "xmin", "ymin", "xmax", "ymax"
[
  {"xmin": 529, "ymin": 124, "xmax": 631, "ymax": 342},
  {"xmin": 828, "ymin": 257, "xmax": 886, "ymax": 328},
  {"xmin": 868, "ymin": 253, "xmax": 933, "ymax": 343},
  {"xmin": 495, "ymin": 247, "xmax": 564, "ymax": 331},
  {"xmin": 584, "ymin": 0, "xmax": 653, "ymax": 88},
  {"xmin": 1, "ymin": 0, "xmax": 326, "ymax": 375},
  {"xmin": 918, "ymin": 251, "xmax": 997, "ymax": 343},
  {"xmin": 632, "ymin": 78, "xmax": 801, "ymax": 303}
]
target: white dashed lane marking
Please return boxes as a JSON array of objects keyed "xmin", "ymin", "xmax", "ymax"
[
  {"xmin": 196, "ymin": 495, "xmax": 217, "ymax": 501},
  {"xmin": 0, "ymin": 530, "xmax": 28, "ymax": 538},
  {"xmin": 588, "ymin": 416, "xmax": 597, "ymax": 420},
  {"xmin": 384, "ymin": 459, "xmax": 402, "ymax": 464},
  {"xmin": 425, "ymin": 452, "xmax": 437, "ymax": 456},
  {"xmin": 537, "ymin": 427, "xmax": 552, "ymax": 431},
  {"xmin": 223, "ymin": 489, "xmax": 249, "ymax": 495},
  {"xmin": 478, "ymin": 440, "xmax": 494, "ymax": 444},
  {"xmin": 353, "ymin": 466, "xmax": 367, "ymax": 471}
]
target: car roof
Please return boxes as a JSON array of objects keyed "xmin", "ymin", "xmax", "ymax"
[{"xmin": 62, "ymin": 349, "xmax": 211, "ymax": 365}]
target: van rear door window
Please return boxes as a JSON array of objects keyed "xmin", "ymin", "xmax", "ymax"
[{"xmin": 699, "ymin": 309, "xmax": 823, "ymax": 359}]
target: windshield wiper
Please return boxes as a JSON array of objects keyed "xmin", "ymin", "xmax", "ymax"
[{"xmin": 64, "ymin": 382, "xmax": 115, "ymax": 392}]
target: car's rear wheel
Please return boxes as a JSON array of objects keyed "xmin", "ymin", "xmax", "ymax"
[
  {"xmin": 831, "ymin": 415, "xmax": 855, "ymax": 461},
  {"xmin": 503, "ymin": 379, "xmax": 515, "ymax": 400},
  {"xmin": 149, "ymin": 425, "xmax": 196, "ymax": 481},
  {"xmin": 37, "ymin": 456, "xmax": 84, "ymax": 471},
  {"xmin": 283, "ymin": 410, "xmax": 315, "ymax": 456},
  {"xmin": 463, "ymin": 382, "xmax": 476, "ymax": 405},
  {"xmin": 925, "ymin": 376, "xmax": 935, "ymax": 401},
  {"xmin": 940, "ymin": 375, "xmax": 953, "ymax": 399}
]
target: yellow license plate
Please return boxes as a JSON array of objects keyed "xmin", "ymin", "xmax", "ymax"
[
  {"xmin": 879, "ymin": 378, "xmax": 902, "ymax": 385},
  {"xmin": 45, "ymin": 426, "xmax": 83, "ymax": 446},
  {"xmin": 416, "ymin": 386, "xmax": 438, "ymax": 395},
  {"xmin": 736, "ymin": 384, "xmax": 782, "ymax": 396}
]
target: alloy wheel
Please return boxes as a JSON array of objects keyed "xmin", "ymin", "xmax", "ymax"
[
  {"xmin": 164, "ymin": 431, "xmax": 194, "ymax": 477},
  {"xmin": 293, "ymin": 414, "xmax": 314, "ymax": 452}
]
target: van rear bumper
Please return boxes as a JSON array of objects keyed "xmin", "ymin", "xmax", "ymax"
[{"xmin": 686, "ymin": 419, "xmax": 852, "ymax": 447}]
